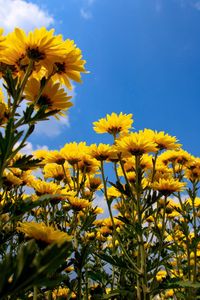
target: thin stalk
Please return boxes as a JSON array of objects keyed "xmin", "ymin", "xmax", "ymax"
[
  {"xmin": 33, "ymin": 286, "xmax": 38, "ymax": 300},
  {"xmin": 100, "ymin": 160, "xmax": 141, "ymax": 274}
]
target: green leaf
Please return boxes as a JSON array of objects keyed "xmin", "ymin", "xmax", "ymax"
[
  {"xmin": 0, "ymin": 240, "xmax": 72, "ymax": 298},
  {"xmin": 11, "ymin": 154, "xmax": 41, "ymax": 170}
]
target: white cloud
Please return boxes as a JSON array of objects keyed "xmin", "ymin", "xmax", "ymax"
[
  {"xmin": 86, "ymin": 0, "xmax": 96, "ymax": 6},
  {"xmin": 34, "ymin": 114, "xmax": 70, "ymax": 137},
  {"xmin": 155, "ymin": 0, "xmax": 162, "ymax": 13},
  {"xmin": 15, "ymin": 141, "xmax": 48, "ymax": 155},
  {"xmin": 193, "ymin": 1, "xmax": 200, "ymax": 10},
  {"xmin": 80, "ymin": 0, "xmax": 97, "ymax": 20},
  {"xmin": 174, "ymin": 0, "xmax": 200, "ymax": 10},
  {"xmin": 80, "ymin": 8, "xmax": 92, "ymax": 19},
  {"xmin": 0, "ymin": 0, "xmax": 54, "ymax": 32}
]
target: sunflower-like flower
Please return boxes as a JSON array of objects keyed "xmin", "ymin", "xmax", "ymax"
[
  {"xmin": 185, "ymin": 157, "xmax": 200, "ymax": 181},
  {"xmin": 116, "ymin": 131, "xmax": 157, "ymax": 156},
  {"xmin": 52, "ymin": 39, "xmax": 87, "ymax": 89},
  {"xmin": 66, "ymin": 196, "xmax": 90, "ymax": 210},
  {"xmin": 24, "ymin": 78, "xmax": 72, "ymax": 118},
  {"xmin": 17, "ymin": 222, "xmax": 71, "ymax": 244},
  {"xmin": 102, "ymin": 217, "xmax": 123, "ymax": 229},
  {"xmin": 10, "ymin": 168, "xmax": 35, "ymax": 186},
  {"xmin": 93, "ymin": 112, "xmax": 133, "ymax": 136},
  {"xmin": 30, "ymin": 180, "xmax": 62, "ymax": 196},
  {"xmin": 44, "ymin": 150, "xmax": 65, "ymax": 165},
  {"xmin": 32, "ymin": 148, "xmax": 49, "ymax": 161},
  {"xmin": 43, "ymin": 163, "xmax": 70, "ymax": 181},
  {"xmin": 86, "ymin": 176, "xmax": 102, "ymax": 191},
  {"xmin": 60, "ymin": 142, "xmax": 88, "ymax": 165},
  {"xmin": 151, "ymin": 178, "xmax": 186, "ymax": 195},
  {"xmin": 158, "ymin": 149, "xmax": 192, "ymax": 166},
  {"xmin": 77, "ymin": 155, "xmax": 100, "ymax": 174},
  {"xmin": 3, "ymin": 171, "xmax": 23, "ymax": 188},
  {"xmin": 89, "ymin": 143, "xmax": 114, "ymax": 161},
  {"xmin": 107, "ymin": 186, "xmax": 121, "ymax": 199},
  {"xmin": 142, "ymin": 129, "xmax": 181, "ymax": 150},
  {"xmin": 1, "ymin": 28, "xmax": 66, "ymax": 74}
]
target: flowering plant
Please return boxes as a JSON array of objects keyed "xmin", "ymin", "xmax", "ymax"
[{"xmin": 0, "ymin": 27, "xmax": 199, "ymax": 300}]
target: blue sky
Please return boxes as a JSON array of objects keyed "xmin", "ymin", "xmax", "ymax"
[{"xmin": 0, "ymin": 0, "xmax": 200, "ymax": 156}]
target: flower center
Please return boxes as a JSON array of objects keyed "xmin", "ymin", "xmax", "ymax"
[
  {"xmin": 37, "ymin": 94, "xmax": 52, "ymax": 108},
  {"xmin": 55, "ymin": 62, "xmax": 66, "ymax": 74},
  {"xmin": 27, "ymin": 47, "xmax": 45, "ymax": 61}
]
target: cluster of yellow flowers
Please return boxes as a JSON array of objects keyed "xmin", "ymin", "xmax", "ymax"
[
  {"xmin": 0, "ymin": 26, "xmax": 199, "ymax": 299},
  {"xmin": 0, "ymin": 27, "xmax": 86, "ymax": 122}
]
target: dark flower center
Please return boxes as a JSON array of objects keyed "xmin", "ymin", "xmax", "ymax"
[
  {"xmin": 55, "ymin": 62, "xmax": 66, "ymax": 74},
  {"xmin": 27, "ymin": 47, "xmax": 45, "ymax": 61},
  {"xmin": 37, "ymin": 95, "xmax": 52, "ymax": 108}
]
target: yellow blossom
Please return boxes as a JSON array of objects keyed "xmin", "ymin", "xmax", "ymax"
[
  {"xmin": 152, "ymin": 178, "xmax": 186, "ymax": 195},
  {"xmin": 93, "ymin": 112, "xmax": 133, "ymax": 135},
  {"xmin": 116, "ymin": 131, "xmax": 157, "ymax": 156},
  {"xmin": 17, "ymin": 222, "xmax": 71, "ymax": 244}
]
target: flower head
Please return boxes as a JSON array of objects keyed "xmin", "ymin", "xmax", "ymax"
[
  {"xmin": 116, "ymin": 131, "xmax": 157, "ymax": 156},
  {"xmin": 17, "ymin": 222, "xmax": 71, "ymax": 244},
  {"xmin": 1, "ymin": 28, "xmax": 66, "ymax": 74},
  {"xmin": 60, "ymin": 142, "xmax": 88, "ymax": 165},
  {"xmin": 152, "ymin": 178, "xmax": 186, "ymax": 195},
  {"xmin": 142, "ymin": 129, "xmax": 181, "ymax": 150},
  {"xmin": 52, "ymin": 39, "xmax": 87, "ymax": 90},
  {"xmin": 24, "ymin": 78, "xmax": 72, "ymax": 118},
  {"xmin": 93, "ymin": 112, "xmax": 133, "ymax": 136}
]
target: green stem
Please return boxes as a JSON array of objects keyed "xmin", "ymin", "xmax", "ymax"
[
  {"xmin": 100, "ymin": 160, "xmax": 141, "ymax": 274},
  {"xmin": 33, "ymin": 286, "xmax": 38, "ymax": 300}
]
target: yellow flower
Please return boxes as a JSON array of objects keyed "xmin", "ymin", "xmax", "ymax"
[
  {"xmin": 164, "ymin": 289, "xmax": 174, "ymax": 298},
  {"xmin": 142, "ymin": 129, "xmax": 181, "ymax": 150},
  {"xmin": 86, "ymin": 176, "xmax": 102, "ymax": 191},
  {"xmin": 185, "ymin": 197, "xmax": 200, "ymax": 208},
  {"xmin": 77, "ymin": 155, "xmax": 100, "ymax": 174},
  {"xmin": 2, "ymin": 28, "xmax": 66, "ymax": 74},
  {"xmin": 0, "ymin": 88, "xmax": 9, "ymax": 126},
  {"xmin": 185, "ymin": 157, "xmax": 200, "ymax": 181},
  {"xmin": 32, "ymin": 149, "xmax": 49, "ymax": 160},
  {"xmin": 3, "ymin": 171, "xmax": 23, "ymax": 187},
  {"xmin": 60, "ymin": 142, "xmax": 88, "ymax": 165},
  {"xmin": 43, "ymin": 150, "xmax": 65, "ymax": 164},
  {"xmin": 30, "ymin": 180, "xmax": 62, "ymax": 196},
  {"xmin": 150, "ymin": 163, "xmax": 173, "ymax": 181},
  {"xmin": 66, "ymin": 196, "xmax": 90, "ymax": 210},
  {"xmin": 156, "ymin": 270, "xmax": 167, "ymax": 282},
  {"xmin": 116, "ymin": 131, "xmax": 157, "ymax": 156},
  {"xmin": 107, "ymin": 186, "xmax": 121, "ymax": 199},
  {"xmin": 24, "ymin": 78, "xmax": 72, "ymax": 118},
  {"xmin": 93, "ymin": 206, "xmax": 104, "ymax": 214},
  {"xmin": 52, "ymin": 287, "xmax": 76, "ymax": 299},
  {"xmin": 158, "ymin": 149, "xmax": 191, "ymax": 166},
  {"xmin": 43, "ymin": 163, "xmax": 70, "ymax": 181},
  {"xmin": 93, "ymin": 112, "xmax": 133, "ymax": 135},
  {"xmin": 89, "ymin": 143, "xmax": 114, "ymax": 161},
  {"xmin": 52, "ymin": 39, "xmax": 87, "ymax": 89},
  {"xmin": 10, "ymin": 169, "xmax": 35, "ymax": 186},
  {"xmin": 146, "ymin": 215, "xmax": 154, "ymax": 223},
  {"xmin": 0, "ymin": 29, "xmax": 6, "ymax": 52},
  {"xmin": 17, "ymin": 222, "xmax": 71, "ymax": 244},
  {"xmin": 102, "ymin": 217, "xmax": 123, "ymax": 228},
  {"xmin": 152, "ymin": 178, "xmax": 186, "ymax": 195}
]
